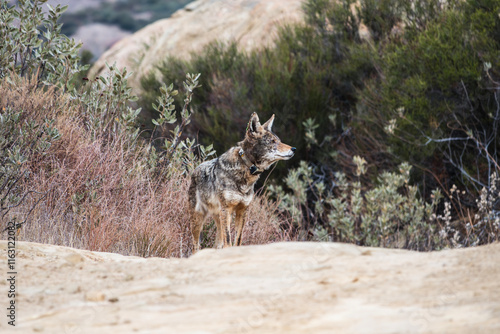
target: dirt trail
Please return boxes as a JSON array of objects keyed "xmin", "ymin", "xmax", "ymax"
[{"xmin": 1, "ymin": 241, "xmax": 499, "ymax": 333}]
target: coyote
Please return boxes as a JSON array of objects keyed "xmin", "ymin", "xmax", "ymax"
[{"xmin": 188, "ymin": 112, "xmax": 296, "ymax": 253}]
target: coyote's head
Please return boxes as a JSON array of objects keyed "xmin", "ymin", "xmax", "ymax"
[{"xmin": 238, "ymin": 112, "xmax": 296, "ymax": 171}]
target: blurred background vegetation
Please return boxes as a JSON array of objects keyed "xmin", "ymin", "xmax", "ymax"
[
  {"xmin": 1, "ymin": 0, "xmax": 499, "ymax": 253},
  {"xmin": 0, "ymin": 0, "xmax": 290, "ymax": 257}
]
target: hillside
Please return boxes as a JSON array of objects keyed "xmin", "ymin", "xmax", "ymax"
[
  {"xmin": 58, "ymin": 0, "xmax": 193, "ymax": 59},
  {"xmin": 3, "ymin": 241, "xmax": 500, "ymax": 333},
  {"xmin": 90, "ymin": 0, "xmax": 305, "ymax": 90},
  {"xmin": 8, "ymin": 0, "xmax": 193, "ymax": 60}
]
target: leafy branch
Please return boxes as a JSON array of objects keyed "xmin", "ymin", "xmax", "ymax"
[{"xmin": 152, "ymin": 73, "xmax": 214, "ymax": 173}]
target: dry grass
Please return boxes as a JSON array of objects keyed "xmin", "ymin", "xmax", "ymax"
[{"xmin": 1, "ymin": 78, "xmax": 294, "ymax": 257}]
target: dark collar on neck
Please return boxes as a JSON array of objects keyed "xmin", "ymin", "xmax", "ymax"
[{"xmin": 238, "ymin": 148, "xmax": 263, "ymax": 175}]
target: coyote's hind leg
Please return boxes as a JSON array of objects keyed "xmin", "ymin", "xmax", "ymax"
[{"xmin": 190, "ymin": 210, "xmax": 205, "ymax": 254}]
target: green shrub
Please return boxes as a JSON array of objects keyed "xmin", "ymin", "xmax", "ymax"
[
  {"xmin": 149, "ymin": 72, "xmax": 216, "ymax": 178},
  {"xmin": 0, "ymin": 0, "xmax": 85, "ymax": 228},
  {"xmin": 0, "ymin": 0, "xmax": 86, "ymax": 89},
  {"xmin": 71, "ymin": 63, "xmax": 142, "ymax": 143},
  {"xmin": 0, "ymin": 82, "xmax": 62, "ymax": 228},
  {"xmin": 268, "ymin": 154, "xmax": 441, "ymax": 250},
  {"xmin": 364, "ymin": 0, "xmax": 500, "ymax": 194},
  {"xmin": 272, "ymin": 156, "xmax": 500, "ymax": 250}
]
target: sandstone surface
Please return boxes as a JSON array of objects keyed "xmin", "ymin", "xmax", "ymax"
[
  {"xmin": 1, "ymin": 240, "xmax": 499, "ymax": 333},
  {"xmin": 89, "ymin": 0, "xmax": 305, "ymax": 90}
]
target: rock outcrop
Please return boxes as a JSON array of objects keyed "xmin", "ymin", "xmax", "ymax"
[
  {"xmin": 89, "ymin": 0, "xmax": 305, "ymax": 90},
  {"xmin": 3, "ymin": 240, "xmax": 500, "ymax": 333}
]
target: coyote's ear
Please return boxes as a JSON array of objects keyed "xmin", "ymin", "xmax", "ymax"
[
  {"xmin": 262, "ymin": 114, "xmax": 275, "ymax": 131},
  {"xmin": 246, "ymin": 112, "xmax": 261, "ymax": 136}
]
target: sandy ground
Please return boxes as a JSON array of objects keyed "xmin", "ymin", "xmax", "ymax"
[{"xmin": 0, "ymin": 240, "xmax": 499, "ymax": 333}]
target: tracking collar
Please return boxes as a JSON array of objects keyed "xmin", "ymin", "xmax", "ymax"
[{"xmin": 238, "ymin": 148, "xmax": 263, "ymax": 175}]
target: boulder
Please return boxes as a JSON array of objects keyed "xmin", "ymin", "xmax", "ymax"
[{"xmin": 89, "ymin": 0, "xmax": 305, "ymax": 91}]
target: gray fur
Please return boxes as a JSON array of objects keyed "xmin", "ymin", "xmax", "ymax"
[{"xmin": 188, "ymin": 112, "xmax": 295, "ymax": 254}]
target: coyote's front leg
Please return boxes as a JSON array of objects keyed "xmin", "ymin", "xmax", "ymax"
[
  {"xmin": 213, "ymin": 214, "xmax": 223, "ymax": 249},
  {"xmin": 219, "ymin": 203, "xmax": 233, "ymax": 248},
  {"xmin": 234, "ymin": 204, "xmax": 248, "ymax": 246}
]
